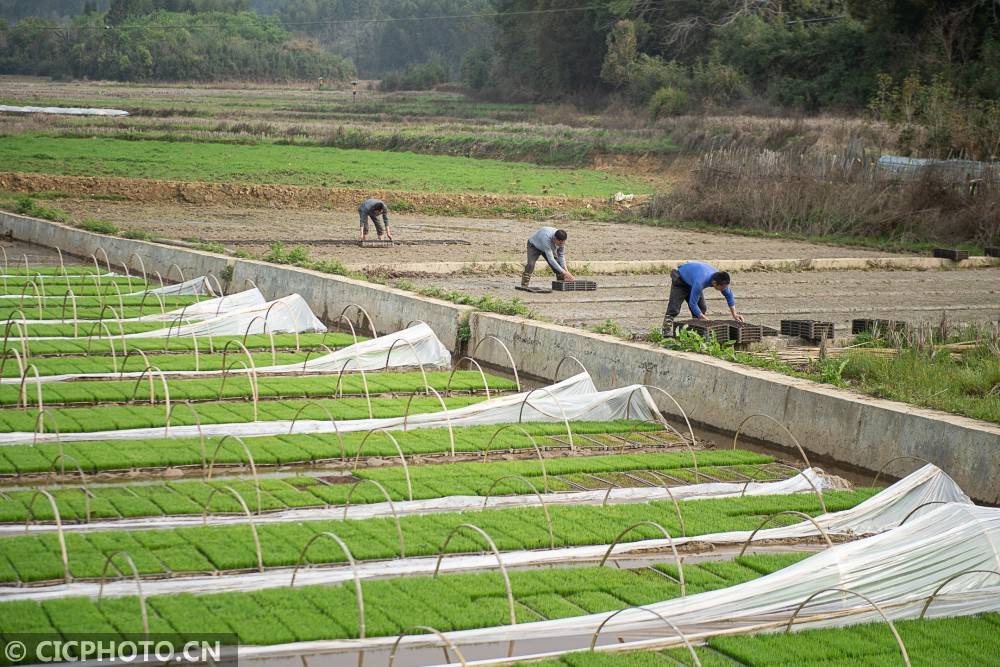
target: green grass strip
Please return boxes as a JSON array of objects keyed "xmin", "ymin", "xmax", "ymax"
[
  {"xmin": 2, "ymin": 333, "xmax": 358, "ymax": 356},
  {"xmin": 0, "ymin": 421, "xmax": 663, "ymax": 475},
  {"xmin": 0, "ymin": 449, "xmax": 776, "ymax": 522},
  {"xmin": 0, "ymin": 491, "xmax": 871, "ymax": 583},
  {"xmin": 0, "ymin": 554, "xmax": 809, "ymax": 648},
  {"xmin": 0, "ymin": 395, "xmax": 484, "ymax": 434},
  {"xmin": 0, "ymin": 370, "xmax": 514, "ymax": 406},
  {"xmin": 0, "ymin": 135, "xmax": 648, "ymax": 197}
]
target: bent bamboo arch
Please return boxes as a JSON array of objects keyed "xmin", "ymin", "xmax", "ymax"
[
  {"xmin": 352, "ymin": 429, "xmax": 413, "ymax": 501},
  {"xmin": 589, "ymin": 605, "xmax": 700, "ymax": 665},
  {"xmin": 738, "ymin": 511, "xmax": 834, "ymax": 558},
  {"xmin": 732, "ymin": 414, "xmax": 825, "ymax": 513},
  {"xmin": 471, "ymin": 335, "xmax": 520, "ymax": 391},
  {"xmin": 342, "ymin": 479, "xmax": 405, "ymax": 557},
  {"xmin": 482, "ymin": 475, "xmax": 554, "ymax": 549},
  {"xmin": 599, "ymin": 521, "xmax": 685, "ymax": 597},
  {"xmin": 403, "ymin": 386, "xmax": 455, "ymax": 455},
  {"xmin": 24, "ymin": 489, "xmax": 70, "ymax": 583},
  {"xmin": 164, "ymin": 401, "xmax": 206, "ymax": 465},
  {"xmin": 338, "ymin": 304, "xmax": 378, "ymax": 338},
  {"xmin": 483, "ymin": 425, "xmax": 549, "ymax": 492},
  {"xmin": 872, "ymin": 456, "xmax": 937, "ymax": 487},
  {"xmin": 201, "ymin": 485, "xmax": 264, "ymax": 572},
  {"xmin": 785, "ymin": 587, "xmax": 911, "ymax": 666},
  {"xmin": 49, "ymin": 453, "xmax": 92, "ymax": 523},
  {"xmin": 624, "ymin": 385, "xmax": 699, "ymax": 472},
  {"xmin": 553, "ymin": 355, "xmax": 589, "ymax": 382},
  {"xmin": 97, "ymin": 551, "xmax": 149, "ymax": 636},
  {"xmin": 920, "ymin": 569, "xmax": 1000, "ymax": 619},
  {"xmin": 387, "ymin": 626, "xmax": 468, "ymax": 667},
  {"xmin": 205, "ymin": 435, "xmax": 262, "ymax": 514},
  {"xmin": 445, "ymin": 357, "xmax": 492, "ymax": 398},
  {"xmin": 433, "ymin": 523, "xmax": 516, "ymax": 626},
  {"xmin": 517, "ymin": 386, "xmax": 574, "ymax": 450}
]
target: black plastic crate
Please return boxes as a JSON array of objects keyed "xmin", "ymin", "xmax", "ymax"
[
  {"xmin": 986, "ymin": 246, "xmax": 1000, "ymax": 258},
  {"xmin": 852, "ymin": 319, "xmax": 907, "ymax": 335},
  {"xmin": 722, "ymin": 320, "xmax": 764, "ymax": 344},
  {"xmin": 552, "ymin": 280, "xmax": 597, "ymax": 291},
  {"xmin": 761, "ymin": 325, "xmax": 780, "ymax": 337},
  {"xmin": 674, "ymin": 320, "xmax": 730, "ymax": 341},
  {"xmin": 932, "ymin": 248, "xmax": 969, "ymax": 261},
  {"xmin": 781, "ymin": 319, "xmax": 834, "ymax": 340},
  {"xmin": 360, "ymin": 240, "xmax": 394, "ymax": 248}
]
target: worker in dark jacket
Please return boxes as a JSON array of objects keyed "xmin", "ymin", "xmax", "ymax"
[
  {"xmin": 661, "ymin": 261, "xmax": 744, "ymax": 335},
  {"xmin": 358, "ymin": 198, "xmax": 392, "ymax": 241},
  {"xmin": 522, "ymin": 227, "xmax": 575, "ymax": 287}
]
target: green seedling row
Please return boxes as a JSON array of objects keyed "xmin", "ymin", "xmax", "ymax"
[
  {"xmin": 0, "ymin": 371, "xmax": 515, "ymax": 406},
  {"xmin": 0, "ymin": 350, "xmax": 313, "ymax": 377},
  {"xmin": 0, "ymin": 421, "xmax": 665, "ymax": 475},
  {"xmin": 534, "ymin": 613, "xmax": 1000, "ymax": 667},
  {"xmin": 0, "ymin": 554, "xmax": 810, "ymax": 648},
  {"xmin": 0, "ymin": 296, "xmax": 201, "ymax": 320},
  {"xmin": 0, "ymin": 450, "xmax": 776, "ymax": 521},
  {"xmin": 0, "ymin": 490, "xmax": 873, "ymax": 583},
  {"xmin": 0, "ymin": 395, "xmax": 484, "ymax": 434},
  {"xmin": 0, "ymin": 321, "xmax": 188, "ymax": 337},
  {"xmin": 0, "ymin": 267, "xmax": 114, "ymax": 277},
  {"xmin": 2, "ymin": 333, "xmax": 359, "ymax": 356}
]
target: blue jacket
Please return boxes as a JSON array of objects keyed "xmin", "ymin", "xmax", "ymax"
[{"xmin": 677, "ymin": 262, "xmax": 734, "ymax": 318}]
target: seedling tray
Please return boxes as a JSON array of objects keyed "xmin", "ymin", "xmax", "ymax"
[
  {"xmin": 985, "ymin": 246, "xmax": 1000, "ymax": 258},
  {"xmin": 852, "ymin": 318, "xmax": 907, "ymax": 335},
  {"xmin": 360, "ymin": 240, "xmax": 395, "ymax": 248},
  {"xmin": 780, "ymin": 319, "xmax": 834, "ymax": 340},
  {"xmin": 552, "ymin": 280, "xmax": 597, "ymax": 291},
  {"xmin": 718, "ymin": 320, "xmax": 764, "ymax": 344},
  {"xmin": 674, "ymin": 320, "xmax": 730, "ymax": 341},
  {"xmin": 932, "ymin": 248, "xmax": 969, "ymax": 261}
]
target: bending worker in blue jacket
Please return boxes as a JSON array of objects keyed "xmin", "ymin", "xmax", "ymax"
[
  {"xmin": 522, "ymin": 227, "xmax": 575, "ymax": 287},
  {"xmin": 358, "ymin": 198, "xmax": 392, "ymax": 241},
  {"xmin": 662, "ymin": 261, "xmax": 744, "ymax": 335}
]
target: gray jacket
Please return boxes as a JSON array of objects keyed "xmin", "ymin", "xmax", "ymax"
[
  {"xmin": 358, "ymin": 198, "xmax": 389, "ymax": 225},
  {"xmin": 528, "ymin": 226, "xmax": 566, "ymax": 274}
]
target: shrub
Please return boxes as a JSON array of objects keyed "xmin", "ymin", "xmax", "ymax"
[
  {"xmin": 648, "ymin": 86, "xmax": 689, "ymax": 119},
  {"xmin": 380, "ymin": 60, "xmax": 450, "ymax": 92},
  {"xmin": 76, "ymin": 218, "xmax": 119, "ymax": 234}
]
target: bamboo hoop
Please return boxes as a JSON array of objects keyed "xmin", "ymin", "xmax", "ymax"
[
  {"xmin": 352, "ymin": 429, "xmax": 413, "ymax": 501},
  {"xmin": 127, "ymin": 252, "xmax": 147, "ymax": 287},
  {"xmin": 738, "ymin": 511, "xmax": 834, "ymax": 557},
  {"xmin": 471, "ymin": 335, "xmax": 520, "ymax": 391},
  {"xmin": 871, "ymin": 456, "xmax": 937, "ymax": 486},
  {"xmin": 445, "ymin": 357, "xmax": 492, "ymax": 398},
  {"xmin": 97, "ymin": 551, "xmax": 149, "ymax": 636},
  {"xmin": 603, "ymin": 482, "xmax": 686, "ymax": 537},
  {"xmin": 32, "ymin": 409, "xmax": 61, "ymax": 446},
  {"xmin": 84, "ymin": 322, "xmax": 119, "ymax": 366},
  {"xmin": 403, "ymin": 386, "xmax": 455, "ymax": 455},
  {"xmin": 164, "ymin": 401, "xmax": 206, "ymax": 467},
  {"xmin": 167, "ymin": 263, "xmax": 186, "ymax": 286},
  {"xmin": 482, "ymin": 475, "xmax": 554, "ymax": 548},
  {"xmin": 387, "ymin": 626, "xmax": 468, "ymax": 667},
  {"xmin": 334, "ymin": 358, "xmax": 373, "ymax": 419},
  {"xmin": 553, "ymin": 355, "xmax": 589, "ymax": 382},
  {"xmin": 119, "ymin": 261, "xmax": 133, "ymax": 293},
  {"xmin": 128, "ymin": 367, "xmax": 171, "ymax": 429},
  {"xmin": 299, "ymin": 344, "xmax": 334, "ymax": 373},
  {"xmin": 206, "ymin": 435, "xmax": 262, "ymax": 514},
  {"xmin": 342, "ymin": 479, "xmax": 406, "ymax": 557},
  {"xmin": 23, "ymin": 489, "xmax": 70, "ymax": 583},
  {"xmin": 383, "ymin": 338, "xmax": 429, "ymax": 389},
  {"xmin": 919, "ymin": 570, "xmax": 1000, "ymax": 619},
  {"xmin": 262, "ymin": 300, "xmax": 301, "ymax": 352},
  {"xmin": 204, "ymin": 273, "xmax": 224, "ymax": 298},
  {"xmin": 897, "ymin": 501, "xmax": 951, "ymax": 527},
  {"xmin": 331, "ymin": 314, "xmax": 359, "ymax": 345},
  {"xmin": 94, "ymin": 246, "xmax": 112, "ymax": 274},
  {"xmin": 483, "ymin": 425, "xmax": 549, "ymax": 492},
  {"xmin": 60, "ymin": 288, "xmax": 79, "ymax": 336},
  {"xmin": 119, "ymin": 348, "xmax": 152, "ymax": 378},
  {"xmin": 624, "ymin": 385, "xmax": 699, "ymax": 473},
  {"xmin": 589, "ymin": 606, "xmax": 700, "ymax": 665},
  {"xmin": 45, "ymin": 453, "xmax": 92, "ymax": 523},
  {"xmin": 785, "ymin": 587, "xmax": 910, "ymax": 666},
  {"xmin": 220, "ymin": 340, "xmax": 260, "ymax": 421},
  {"xmin": 433, "ymin": 523, "xmax": 516, "ymax": 627},
  {"xmin": 136, "ymin": 290, "xmax": 166, "ymax": 318},
  {"xmin": 0, "ymin": 349, "xmax": 25, "ymax": 399},
  {"xmin": 599, "ymin": 521, "xmax": 685, "ymax": 596},
  {"xmin": 19, "ymin": 278, "xmax": 43, "ymax": 319},
  {"xmin": 96, "ymin": 304, "xmax": 126, "ymax": 337},
  {"xmin": 1, "ymin": 317, "xmax": 29, "ymax": 360},
  {"xmin": 338, "ymin": 304, "xmax": 378, "ymax": 338},
  {"xmin": 517, "ymin": 386, "xmax": 574, "ymax": 450},
  {"xmin": 18, "ymin": 364, "xmax": 43, "ymax": 411},
  {"xmin": 201, "ymin": 485, "xmax": 264, "ymax": 572}
]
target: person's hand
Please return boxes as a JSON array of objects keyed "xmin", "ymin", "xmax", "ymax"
[
  {"xmin": 385, "ymin": 229, "xmax": 393, "ymax": 241},
  {"xmin": 697, "ymin": 314, "xmax": 710, "ymax": 321},
  {"xmin": 562, "ymin": 271, "xmax": 575, "ymax": 281},
  {"xmin": 732, "ymin": 310, "xmax": 745, "ymax": 323}
]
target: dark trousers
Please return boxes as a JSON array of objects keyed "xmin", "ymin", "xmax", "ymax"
[
  {"xmin": 662, "ymin": 269, "xmax": 705, "ymax": 331},
  {"xmin": 521, "ymin": 242, "xmax": 563, "ymax": 286},
  {"xmin": 359, "ymin": 210, "xmax": 385, "ymax": 235}
]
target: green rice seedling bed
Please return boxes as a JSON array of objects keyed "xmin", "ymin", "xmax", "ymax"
[
  {"xmin": 0, "ymin": 283, "xmax": 157, "ymax": 298},
  {"xmin": 1, "ymin": 321, "xmax": 190, "ymax": 337},
  {"xmin": 0, "ymin": 395, "xmax": 484, "ymax": 434},
  {"xmin": 0, "ymin": 267, "xmax": 111, "ymax": 277},
  {"xmin": 3, "ymin": 333, "xmax": 358, "ymax": 356},
  {"xmin": 0, "ymin": 450, "xmax": 777, "ymax": 521},
  {"xmin": 0, "ymin": 554, "xmax": 810, "ymax": 647},
  {"xmin": 0, "ymin": 490, "xmax": 873, "ymax": 583},
  {"xmin": 532, "ymin": 613, "xmax": 1000, "ymax": 666},
  {"xmin": 0, "ymin": 421, "xmax": 666, "ymax": 475},
  {"xmin": 0, "ymin": 350, "xmax": 313, "ymax": 377},
  {"xmin": 0, "ymin": 371, "xmax": 515, "ymax": 406},
  {"xmin": 0, "ymin": 297, "xmax": 201, "ymax": 320}
]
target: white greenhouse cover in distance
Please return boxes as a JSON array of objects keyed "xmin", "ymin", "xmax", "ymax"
[
  {"xmin": 4, "ymin": 322, "xmax": 450, "ymax": 385},
  {"xmin": 3, "ymin": 372, "xmax": 658, "ymax": 444},
  {"xmin": 9, "ymin": 468, "xmax": 837, "ymax": 535},
  {"xmin": 0, "ymin": 105, "xmax": 128, "ymax": 116},
  {"xmin": 2, "ymin": 466, "xmax": 977, "ymax": 607}
]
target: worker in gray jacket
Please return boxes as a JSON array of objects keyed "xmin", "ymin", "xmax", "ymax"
[
  {"xmin": 522, "ymin": 227, "xmax": 575, "ymax": 287},
  {"xmin": 358, "ymin": 198, "xmax": 392, "ymax": 241}
]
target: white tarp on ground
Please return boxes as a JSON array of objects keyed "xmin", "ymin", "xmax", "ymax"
[
  {"xmin": 0, "ymin": 466, "xmax": 971, "ymax": 604},
  {"xmin": 3, "ymin": 322, "xmax": 450, "ymax": 385},
  {"xmin": 0, "ymin": 275, "xmax": 214, "ymax": 300},
  {"xmin": 7, "ymin": 468, "xmax": 836, "ymax": 535},
  {"xmin": 5, "ymin": 288, "xmax": 264, "ymax": 325},
  {"xmin": 0, "ymin": 105, "xmax": 129, "ymax": 116},
  {"xmin": 0, "ymin": 372, "xmax": 657, "ymax": 444}
]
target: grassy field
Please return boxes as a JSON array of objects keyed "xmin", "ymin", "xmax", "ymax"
[{"xmin": 0, "ymin": 135, "xmax": 647, "ymax": 197}]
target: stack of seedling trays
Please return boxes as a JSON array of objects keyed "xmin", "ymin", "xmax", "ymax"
[
  {"xmin": 932, "ymin": 248, "xmax": 969, "ymax": 261},
  {"xmin": 986, "ymin": 246, "xmax": 1000, "ymax": 257},
  {"xmin": 852, "ymin": 318, "xmax": 908, "ymax": 335},
  {"xmin": 552, "ymin": 280, "xmax": 597, "ymax": 291},
  {"xmin": 761, "ymin": 324, "xmax": 780, "ymax": 337},
  {"xmin": 780, "ymin": 319, "xmax": 835, "ymax": 342},
  {"xmin": 675, "ymin": 320, "xmax": 731, "ymax": 341},
  {"xmin": 720, "ymin": 320, "xmax": 764, "ymax": 344},
  {"xmin": 360, "ymin": 239, "xmax": 394, "ymax": 248}
]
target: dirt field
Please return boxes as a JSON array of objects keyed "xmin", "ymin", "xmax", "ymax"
[
  {"xmin": 406, "ymin": 269, "xmax": 1000, "ymax": 334},
  {"xmin": 50, "ymin": 199, "xmax": 905, "ymax": 264}
]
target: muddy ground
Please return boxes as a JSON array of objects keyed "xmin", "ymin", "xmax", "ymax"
[
  {"xmin": 406, "ymin": 269, "xmax": 1000, "ymax": 334},
  {"xmin": 51, "ymin": 199, "xmax": 903, "ymax": 264}
]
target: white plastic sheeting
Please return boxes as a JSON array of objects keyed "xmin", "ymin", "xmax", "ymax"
[
  {"xmin": 0, "ymin": 372, "xmax": 657, "ymax": 445},
  {"xmin": 135, "ymin": 276, "xmax": 215, "ymax": 297},
  {"xmin": 0, "ymin": 465, "xmax": 968, "ymax": 603},
  {"xmin": 8, "ymin": 468, "xmax": 836, "ymax": 535},
  {"xmin": 0, "ymin": 105, "xmax": 129, "ymax": 116},
  {"xmin": 0, "ymin": 275, "xmax": 213, "ymax": 300},
  {"xmin": 3, "ymin": 322, "xmax": 450, "ymax": 386}
]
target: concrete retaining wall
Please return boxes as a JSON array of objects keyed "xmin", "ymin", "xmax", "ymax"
[
  {"xmin": 468, "ymin": 313, "xmax": 1000, "ymax": 503},
  {"xmin": 0, "ymin": 213, "xmax": 472, "ymax": 350}
]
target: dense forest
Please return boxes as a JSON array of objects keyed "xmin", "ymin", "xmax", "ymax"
[{"xmin": 0, "ymin": 0, "xmax": 997, "ymax": 119}]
